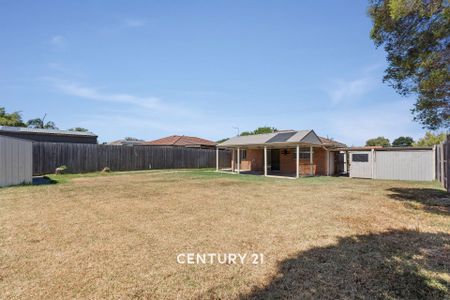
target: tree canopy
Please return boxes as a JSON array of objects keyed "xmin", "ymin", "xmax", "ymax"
[
  {"xmin": 0, "ymin": 107, "xmax": 26, "ymax": 127},
  {"xmin": 68, "ymin": 127, "xmax": 89, "ymax": 132},
  {"xmin": 392, "ymin": 136, "xmax": 414, "ymax": 147},
  {"xmin": 216, "ymin": 138, "xmax": 229, "ymax": 144},
  {"xmin": 124, "ymin": 137, "xmax": 143, "ymax": 141},
  {"xmin": 26, "ymin": 118, "xmax": 58, "ymax": 130},
  {"xmin": 369, "ymin": 0, "xmax": 449, "ymax": 130},
  {"xmin": 414, "ymin": 131, "xmax": 446, "ymax": 146},
  {"xmin": 240, "ymin": 126, "xmax": 277, "ymax": 136},
  {"xmin": 366, "ymin": 136, "xmax": 391, "ymax": 147}
]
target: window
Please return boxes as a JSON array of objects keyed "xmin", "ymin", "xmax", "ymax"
[
  {"xmin": 299, "ymin": 147, "xmax": 311, "ymax": 160},
  {"xmin": 240, "ymin": 149, "xmax": 247, "ymax": 160},
  {"xmin": 352, "ymin": 153, "xmax": 369, "ymax": 162}
]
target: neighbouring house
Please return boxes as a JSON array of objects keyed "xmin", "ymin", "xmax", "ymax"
[
  {"xmin": 217, "ymin": 129, "xmax": 345, "ymax": 178},
  {"xmin": 146, "ymin": 135, "xmax": 217, "ymax": 149},
  {"xmin": 0, "ymin": 126, "xmax": 98, "ymax": 144}
]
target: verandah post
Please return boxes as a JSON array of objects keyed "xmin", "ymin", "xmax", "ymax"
[
  {"xmin": 296, "ymin": 145, "xmax": 299, "ymax": 178},
  {"xmin": 216, "ymin": 147, "xmax": 219, "ymax": 171},
  {"xmin": 237, "ymin": 147, "xmax": 240, "ymax": 174},
  {"xmin": 264, "ymin": 146, "xmax": 267, "ymax": 176}
]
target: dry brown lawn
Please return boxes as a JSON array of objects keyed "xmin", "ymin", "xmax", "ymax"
[{"xmin": 0, "ymin": 170, "xmax": 449, "ymax": 299}]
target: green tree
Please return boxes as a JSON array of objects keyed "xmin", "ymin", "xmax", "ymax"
[
  {"xmin": 414, "ymin": 131, "xmax": 446, "ymax": 146},
  {"xmin": 68, "ymin": 127, "xmax": 89, "ymax": 132},
  {"xmin": 0, "ymin": 107, "xmax": 26, "ymax": 127},
  {"xmin": 392, "ymin": 136, "xmax": 414, "ymax": 147},
  {"xmin": 240, "ymin": 131, "xmax": 252, "ymax": 136},
  {"xmin": 216, "ymin": 138, "xmax": 229, "ymax": 143},
  {"xmin": 27, "ymin": 119, "xmax": 58, "ymax": 129},
  {"xmin": 27, "ymin": 114, "xmax": 58, "ymax": 129},
  {"xmin": 366, "ymin": 136, "xmax": 391, "ymax": 147},
  {"xmin": 124, "ymin": 137, "xmax": 142, "ymax": 141},
  {"xmin": 240, "ymin": 126, "xmax": 277, "ymax": 136},
  {"xmin": 369, "ymin": 0, "xmax": 449, "ymax": 130}
]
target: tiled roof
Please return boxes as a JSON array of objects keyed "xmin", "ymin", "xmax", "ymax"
[
  {"xmin": 319, "ymin": 137, "xmax": 347, "ymax": 148},
  {"xmin": 146, "ymin": 135, "xmax": 216, "ymax": 146}
]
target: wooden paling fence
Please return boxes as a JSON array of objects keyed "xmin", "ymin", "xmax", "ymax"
[
  {"xmin": 436, "ymin": 135, "xmax": 450, "ymax": 192},
  {"xmin": 33, "ymin": 142, "xmax": 231, "ymax": 175}
]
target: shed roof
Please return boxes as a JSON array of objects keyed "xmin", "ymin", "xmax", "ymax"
[
  {"xmin": 0, "ymin": 126, "xmax": 97, "ymax": 137},
  {"xmin": 334, "ymin": 146, "xmax": 433, "ymax": 151}
]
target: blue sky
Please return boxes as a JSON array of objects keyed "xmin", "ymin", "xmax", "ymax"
[{"xmin": 0, "ymin": 0, "xmax": 425, "ymax": 145}]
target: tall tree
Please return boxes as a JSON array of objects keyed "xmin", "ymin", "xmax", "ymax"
[
  {"xmin": 27, "ymin": 114, "xmax": 58, "ymax": 129},
  {"xmin": 366, "ymin": 136, "xmax": 391, "ymax": 147},
  {"xmin": 369, "ymin": 0, "xmax": 449, "ymax": 130},
  {"xmin": 392, "ymin": 136, "xmax": 414, "ymax": 146},
  {"xmin": 0, "ymin": 107, "xmax": 26, "ymax": 127},
  {"xmin": 414, "ymin": 131, "xmax": 446, "ymax": 146}
]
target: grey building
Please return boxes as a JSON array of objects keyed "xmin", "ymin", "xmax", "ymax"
[{"xmin": 0, "ymin": 126, "xmax": 98, "ymax": 144}]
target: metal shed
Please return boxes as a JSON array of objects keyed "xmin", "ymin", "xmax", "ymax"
[
  {"xmin": 0, "ymin": 126, "xmax": 98, "ymax": 144},
  {"xmin": 340, "ymin": 147, "xmax": 435, "ymax": 181},
  {"xmin": 0, "ymin": 136, "xmax": 33, "ymax": 187}
]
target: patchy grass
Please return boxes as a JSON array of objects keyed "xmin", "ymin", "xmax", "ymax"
[{"xmin": 0, "ymin": 169, "xmax": 449, "ymax": 299}]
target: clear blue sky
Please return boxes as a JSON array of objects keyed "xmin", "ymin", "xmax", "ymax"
[{"xmin": 0, "ymin": 0, "xmax": 426, "ymax": 145}]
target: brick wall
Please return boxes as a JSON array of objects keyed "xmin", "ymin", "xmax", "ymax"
[
  {"xmin": 237, "ymin": 147, "xmax": 327, "ymax": 175},
  {"xmin": 240, "ymin": 149, "xmax": 263, "ymax": 171},
  {"xmin": 279, "ymin": 147, "xmax": 327, "ymax": 175}
]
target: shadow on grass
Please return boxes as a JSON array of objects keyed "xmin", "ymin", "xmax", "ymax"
[
  {"xmin": 32, "ymin": 176, "xmax": 58, "ymax": 185},
  {"xmin": 387, "ymin": 188, "xmax": 450, "ymax": 215},
  {"xmin": 242, "ymin": 230, "xmax": 450, "ymax": 299}
]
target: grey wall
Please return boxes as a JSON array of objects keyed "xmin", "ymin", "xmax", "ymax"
[
  {"xmin": 0, "ymin": 136, "xmax": 33, "ymax": 187},
  {"xmin": 374, "ymin": 150, "xmax": 434, "ymax": 181},
  {"xmin": 349, "ymin": 149, "xmax": 434, "ymax": 181}
]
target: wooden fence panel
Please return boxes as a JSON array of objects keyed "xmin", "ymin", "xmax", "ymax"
[{"xmin": 32, "ymin": 142, "xmax": 231, "ymax": 175}]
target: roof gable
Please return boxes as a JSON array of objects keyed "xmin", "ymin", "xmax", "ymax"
[{"xmin": 218, "ymin": 130, "xmax": 323, "ymax": 147}]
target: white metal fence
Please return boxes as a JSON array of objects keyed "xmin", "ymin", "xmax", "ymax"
[
  {"xmin": 0, "ymin": 136, "xmax": 33, "ymax": 187},
  {"xmin": 349, "ymin": 148, "xmax": 434, "ymax": 181}
]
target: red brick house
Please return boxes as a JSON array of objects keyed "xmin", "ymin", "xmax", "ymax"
[
  {"xmin": 216, "ymin": 130, "xmax": 345, "ymax": 178},
  {"xmin": 146, "ymin": 135, "xmax": 216, "ymax": 149}
]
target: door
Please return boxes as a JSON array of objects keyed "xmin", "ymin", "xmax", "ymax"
[
  {"xmin": 271, "ymin": 149, "xmax": 280, "ymax": 171},
  {"xmin": 336, "ymin": 153, "xmax": 346, "ymax": 174}
]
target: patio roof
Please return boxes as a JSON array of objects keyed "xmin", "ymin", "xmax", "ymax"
[{"xmin": 218, "ymin": 130, "xmax": 323, "ymax": 147}]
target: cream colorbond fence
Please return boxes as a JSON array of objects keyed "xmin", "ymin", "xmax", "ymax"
[{"xmin": 0, "ymin": 136, "xmax": 33, "ymax": 187}]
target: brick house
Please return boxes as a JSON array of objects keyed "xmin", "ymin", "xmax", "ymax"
[{"xmin": 216, "ymin": 130, "xmax": 345, "ymax": 178}]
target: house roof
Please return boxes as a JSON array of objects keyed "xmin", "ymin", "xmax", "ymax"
[
  {"xmin": 319, "ymin": 137, "xmax": 347, "ymax": 148},
  {"xmin": 0, "ymin": 126, "xmax": 97, "ymax": 137},
  {"xmin": 146, "ymin": 135, "xmax": 217, "ymax": 147},
  {"xmin": 218, "ymin": 130, "xmax": 333, "ymax": 147}
]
